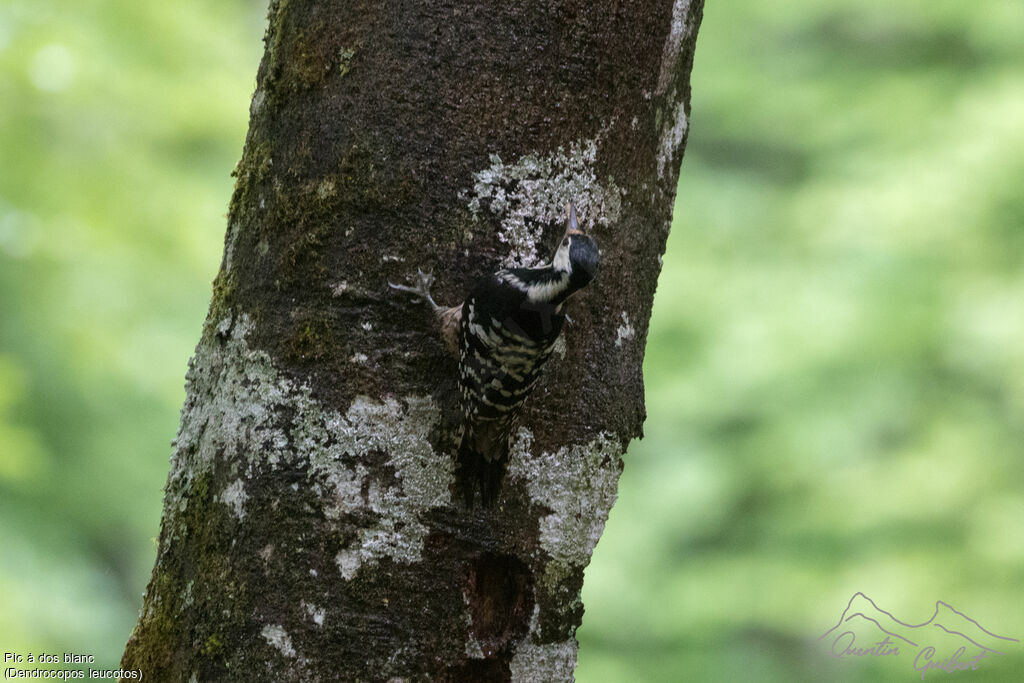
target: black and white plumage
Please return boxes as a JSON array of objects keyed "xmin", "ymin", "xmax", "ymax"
[{"xmin": 390, "ymin": 202, "xmax": 599, "ymax": 506}]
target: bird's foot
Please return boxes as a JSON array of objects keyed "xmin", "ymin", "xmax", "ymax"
[{"xmin": 388, "ymin": 268, "xmax": 440, "ymax": 311}]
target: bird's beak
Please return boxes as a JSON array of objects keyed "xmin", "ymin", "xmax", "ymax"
[{"xmin": 565, "ymin": 201, "xmax": 584, "ymax": 236}]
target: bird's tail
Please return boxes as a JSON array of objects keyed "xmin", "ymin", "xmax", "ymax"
[
  {"xmin": 455, "ymin": 441, "xmax": 505, "ymax": 507},
  {"xmin": 454, "ymin": 417, "xmax": 513, "ymax": 508}
]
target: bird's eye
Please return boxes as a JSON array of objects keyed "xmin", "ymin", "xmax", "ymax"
[{"xmin": 562, "ymin": 238, "xmax": 570, "ymax": 246}]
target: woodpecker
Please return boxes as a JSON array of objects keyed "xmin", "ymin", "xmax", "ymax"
[{"xmin": 390, "ymin": 202, "xmax": 599, "ymax": 506}]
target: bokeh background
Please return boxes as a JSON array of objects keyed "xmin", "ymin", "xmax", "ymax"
[{"xmin": 1, "ymin": 1, "xmax": 1021, "ymax": 680}]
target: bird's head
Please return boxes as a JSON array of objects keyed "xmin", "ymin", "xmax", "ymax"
[{"xmin": 552, "ymin": 201, "xmax": 600, "ymax": 291}]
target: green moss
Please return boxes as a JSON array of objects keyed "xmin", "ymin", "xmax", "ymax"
[
  {"xmin": 122, "ymin": 566, "xmax": 179, "ymax": 677},
  {"xmin": 264, "ymin": 0, "xmax": 291, "ymax": 92},
  {"xmin": 204, "ymin": 267, "xmax": 238, "ymax": 337},
  {"xmin": 334, "ymin": 143, "xmax": 388, "ymax": 210},
  {"xmin": 164, "ymin": 470, "xmax": 254, "ymax": 674},
  {"xmin": 123, "ymin": 470, "xmax": 222, "ymax": 676},
  {"xmin": 316, "ymin": 178, "xmax": 336, "ymax": 200},
  {"xmin": 285, "ymin": 318, "xmax": 337, "ymax": 364},
  {"xmin": 219, "ymin": 138, "xmax": 273, "ymax": 311},
  {"xmin": 292, "ymin": 41, "xmax": 329, "ymax": 91},
  {"xmin": 539, "ymin": 560, "xmax": 573, "ymax": 594},
  {"xmin": 203, "ymin": 634, "xmax": 224, "ymax": 656},
  {"xmin": 338, "ymin": 47, "xmax": 355, "ymax": 77},
  {"xmin": 264, "ymin": 1, "xmax": 350, "ymax": 100},
  {"xmin": 277, "ymin": 221, "xmax": 329, "ymax": 292},
  {"xmin": 251, "ymin": 141, "xmax": 274, "ymax": 183},
  {"xmin": 211, "ymin": 268, "xmax": 236, "ymax": 310}
]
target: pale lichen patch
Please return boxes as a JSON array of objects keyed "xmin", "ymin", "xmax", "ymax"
[
  {"xmin": 303, "ymin": 601, "xmax": 325, "ymax": 627},
  {"xmin": 218, "ymin": 479, "xmax": 248, "ymax": 519},
  {"xmin": 654, "ymin": 0, "xmax": 697, "ymax": 179},
  {"xmin": 461, "ymin": 589, "xmax": 487, "ymax": 659},
  {"xmin": 316, "ymin": 395, "xmax": 452, "ymax": 579},
  {"xmin": 250, "ymin": 88, "xmax": 266, "ymax": 117},
  {"xmin": 316, "ymin": 178, "xmax": 336, "ymax": 200},
  {"xmin": 509, "ymin": 639, "xmax": 578, "ymax": 683},
  {"xmin": 465, "ymin": 639, "xmax": 485, "ymax": 659},
  {"xmin": 261, "ymin": 624, "xmax": 296, "ymax": 658},
  {"xmin": 507, "ymin": 430, "xmax": 624, "ymax": 568},
  {"xmin": 214, "ymin": 316, "xmax": 232, "ymax": 338},
  {"xmin": 223, "ymin": 221, "xmax": 241, "ymax": 273},
  {"xmin": 166, "ymin": 315, "xmax": 452, "ymax": 579},
  {"xmin": 337, "ymin": 47, "xmax": 355, "ymax": 77},
  {"xmin": 615, "ymin": 312, "xmax": 635, "ymax": 347},
  {"xmin": 551, "ymin": 335, "xmax": 567, "ymax": 359},
  {"xmin": 657, "ymin": 97, "xmax": 689, "ymax": 179},
  {"xmin": 656, "ymin": 0, "xmax": 693, "ymax": 96},
  {"xmin": 465, "ymin": 140, "xmax": 623, "ymax": 266},
  {"xmin": 335, "ymin": 549, "xmax": 360, "ymax": 580},
  {"xmin": 168, "ymin": 314, "xmax": 287, "ymax": 490}
]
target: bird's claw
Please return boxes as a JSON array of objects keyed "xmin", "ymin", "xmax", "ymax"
[{"xmin": 389, "ymin": 268, "xmax": 439, "ymax": 310}]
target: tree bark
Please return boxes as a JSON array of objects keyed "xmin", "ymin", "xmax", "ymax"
[{"xmin": 123, "ymin": 0, "xmax": 703, "ymax": 680}]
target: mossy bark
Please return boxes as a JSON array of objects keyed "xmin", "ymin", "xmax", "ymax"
[{"xmin": 123, "ymin": 0, "xmax": 703, "ymax": 680}]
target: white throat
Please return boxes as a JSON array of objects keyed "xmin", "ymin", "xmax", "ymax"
[
  {"xmin": 523, "ymin": 242, "xmax": 571, "ymax": 302},
  {"xmin": 498, "ymin": 242, "xmax": 573, "ymax": 303},
  {"xmin": 552, "ymin": 241, "xmax": 570, "ymax": 271},
  {"xmin": 524, "ymin": 271, "xmax": 570, "ymax": 303}
]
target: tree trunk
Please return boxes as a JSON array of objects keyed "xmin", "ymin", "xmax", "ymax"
[{"xmin": 122, "ymin": 0, "xmax": 703, "ymax": 680}]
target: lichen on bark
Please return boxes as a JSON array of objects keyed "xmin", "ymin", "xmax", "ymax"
[
  {"xmin": 166, "ymin": 314, "xmax": 453, "ymax": 577},
  {"xmin": 464, "ymin": 139, "xmax": 625, "ymax": 267}
]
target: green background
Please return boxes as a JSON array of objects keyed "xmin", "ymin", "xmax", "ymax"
[{"xmin": 1, "ymin": 1, "xmax": 1021, "ymax": 680}]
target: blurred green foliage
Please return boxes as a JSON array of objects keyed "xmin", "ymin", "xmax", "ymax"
[
  {"xmin": 578, "ymin": 1, "xmax": 1024, "ymax": 681},
  {"xmin": 0, "ymin": 0, "xmax": 1021, "ymax": 680},
  {"xmin": 0, "ymin": 0, "xmax": 264, "ymax": 667}
]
